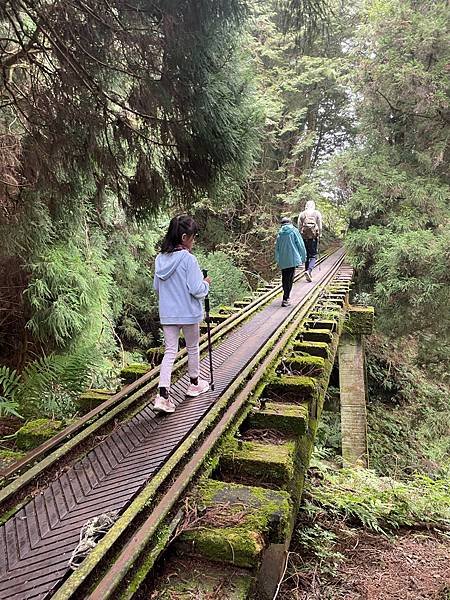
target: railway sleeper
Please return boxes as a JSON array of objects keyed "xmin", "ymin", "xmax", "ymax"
[
  {"xmin": 300, "ymin": 328, "xmax": 334, "ymax": 343},
  {"xmin": 304, "ymin": 318, "xmax": 337, "ymax": 331},
  {"xmin": 293, "ymin": 340, "xmax": 331, "ymax": 359},
  {"xmin": 247, "ymin": 401, "xmax": 309, "ymax": 436},
  {"xmin": 215, "ymin": 436, "xmax": 298, "ymax": 491},
  {"xmin": 174, "ymin": 479, "xmax": 292, "ymax": 570},
  {"xmin": 153, "ymin": 558, "xmax": 255, "ymax": 599}
]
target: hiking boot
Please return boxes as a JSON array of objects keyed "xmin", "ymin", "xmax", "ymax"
[
  {"xmin": 186, "ymin": 378, "xmax": 210, "ymax": 397},
  {"xmin": 154, "ymin": 395, "xmax": 176, "ymax": 413},
  {"xmin": 305, "ymin": 271, "xmax": 312, "ymax": 282},
  {"xmin": 281, "ymin": 299, "xmax": 290, "ymax": 307}
]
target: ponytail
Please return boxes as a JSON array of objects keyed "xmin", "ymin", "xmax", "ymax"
[{"xmin": 160, "ymin": 214, "xmax": 199, "ymax": 253}]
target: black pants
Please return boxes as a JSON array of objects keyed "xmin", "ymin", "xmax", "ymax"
[
  {"xmin": 281, "ymin": 267, "xmax": 295, "ymax": 301},
  {"xmin": 304, "ymin": 238, "xmax": 318, "ymax": 271}
]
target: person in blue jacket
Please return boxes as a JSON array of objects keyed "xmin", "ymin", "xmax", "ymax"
[
  {"xmin": 153, "ymin": 215, "xmax": 211, "ymax": 413},
  {"xmin": 275, "ymin": 217, "xmax": 306, "ymax": 307}
]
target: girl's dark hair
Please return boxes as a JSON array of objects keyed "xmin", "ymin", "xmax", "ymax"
[{"xmin": 160, "ymin": 214, "xmax": 199, "ymax": 253}]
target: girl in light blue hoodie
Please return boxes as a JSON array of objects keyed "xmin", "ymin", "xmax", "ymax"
[{"xmin": 153, "ymin": 215, "xmax": 211, "ymax": 413}]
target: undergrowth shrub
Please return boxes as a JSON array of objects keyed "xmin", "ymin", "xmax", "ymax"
[
  {"xmin": 366, "ymin": 334, "xmax": 450, "ymax": 478},
  {"xmin": 0, "ymin": 348, "xmax": 101, "ymax": 419},
  {"xmin": 304, "ymin": 459, "xmax": 450, "ymax": 533},
  {"xmin": 195, "ymin": 250, "xmax": 250, "ymax": 309}
]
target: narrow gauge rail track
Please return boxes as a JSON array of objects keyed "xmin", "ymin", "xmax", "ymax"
[
  {"xmin": 0, "ymin": 248, "xmax": 345, "ymax": 600},
  {"xmin": 0, "ymin": 249, "xmax": 334, "ymax": 508}
]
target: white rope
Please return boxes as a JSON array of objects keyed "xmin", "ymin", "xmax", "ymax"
[{"xmin": 68, "ymin": 511, "xmax": 118, "ymax": 570}]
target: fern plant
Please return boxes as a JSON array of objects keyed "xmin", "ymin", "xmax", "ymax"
[
  {"xmin": 0, "ymin": 348, "xmax": 100, "ymax": 419},
  {"xmin": 0, "ymin": 365, "xmax": 23, "ymax": 418}
]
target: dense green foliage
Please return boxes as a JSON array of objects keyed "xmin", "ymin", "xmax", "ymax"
[
  {"xmin": 0, "ymin": 0, "xmax": 260, "ymax": 381},
  {"xmin": 366, "ymin": 335, "xmax": 450, "ymax": 479},
  {"xmin": 305, "ymin": 458, "xmax": 450, "ymax": 533},
  {"xmin": 335, "ymin": 0, "xmax": 450, "ymax": 361}
]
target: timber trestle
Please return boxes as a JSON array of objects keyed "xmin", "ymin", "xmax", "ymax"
[{"xmin": 0, "ymin": 248, "xmax": 352, "ymax": 600}]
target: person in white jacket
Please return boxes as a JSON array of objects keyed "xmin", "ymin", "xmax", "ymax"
[
  {"xmin": 297, "ymin": 200, "xmax": 323, "ymax": 282},
  {"xmin": 153, "ymin": 215, "xmax": 211, "ymax": 413}
]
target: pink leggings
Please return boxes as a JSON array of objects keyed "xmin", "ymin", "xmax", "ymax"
[{"xmin": 159, "ymin": 323, "xmax": 200, "ymax": 389}]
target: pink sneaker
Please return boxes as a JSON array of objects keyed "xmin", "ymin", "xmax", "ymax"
[
  {"xmin": 154, "ymin": 395, "xmax": 176, "ymax": 413},
  {"xmin": 186, "ymin": 378, "xmax": 210, "ymax": 397}
]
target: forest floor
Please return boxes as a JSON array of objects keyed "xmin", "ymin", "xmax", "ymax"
[{"xmin": 279, "ymin": 526, "xmax": 450, "ymax": 600}]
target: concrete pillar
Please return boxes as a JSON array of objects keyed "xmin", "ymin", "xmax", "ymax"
[{"xmin": 338, "ymin": 333, "xmax": 369, "ymax": 468}]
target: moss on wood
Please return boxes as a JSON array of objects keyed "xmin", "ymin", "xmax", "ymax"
[
  {"xmin": 0, "ymin": 449, "xmax": 26, "ymax": 470},
  {"xmin": 120, "ymin": 363, "xmax": 151, "ymax": 382},
  {"xmin": 75, "ymin": 390, "xmax": 111, "ymax": 413},
  {"xmin": 155, "ymin": 559, "xmax": 254, "ymax": 599},
  {"xmin": 293, "ymin": 341, "xmax": 330, "ymax": 359},
  {"xmin": 264, "ymin": 376, "xmax": 317, "ymax": 403},
  {"xmin": 304, "ymin": 319, "xmax": 337, "ymax": 331},
  {"xmin": 281, "ymin": 355, "xmax": 325, "ymax": 377},
  {"xmin": 345, "ymin": 305, "xmax": 375, "ymax": 335},
  {"xmin": 176, "ymin": 480, "xmax": 292, "ymax": 568},
  {"xmin": 248, "ymin": 402, "xmax": 308, "ymax": 435},
  {"xmin": 300, "ymin": 329, "xmax": 333, "ymax": 344},
  {"xmin": 219, "ymin": 439, "xmax": 296, "ymax": 489},
  {"xmin": 16, "ymin": 419, "xmax": 63, "ymax": 451}
]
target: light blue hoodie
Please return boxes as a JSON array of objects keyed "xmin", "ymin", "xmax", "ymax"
[
  {"xmin": 153, "ymin": 250, "xmax": 209, "ymax": 325},
  {"xmin": 275, "ymin": 223, "xmax": 307, "ymax": 269}
]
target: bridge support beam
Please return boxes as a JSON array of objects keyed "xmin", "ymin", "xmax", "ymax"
[{"xmin": 338, "ymin": 306, "xmax": 374, "ymax": 468}]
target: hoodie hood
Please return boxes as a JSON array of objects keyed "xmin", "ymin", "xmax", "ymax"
[
  {"xmin": 305, "ymin": 200, "xmax": 316, "ymax": 211},
  {"xmin": 279, "ymin": 223, "xmax": 296, "ymax": 235},
  {"xmin": 155, "ymin": 250, "xmax": 188, "ymax": 281}
]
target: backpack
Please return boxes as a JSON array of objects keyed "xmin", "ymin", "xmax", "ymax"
[{"xmin": 301, "ymin": 213, "xmax": 318, "ymax": 239}]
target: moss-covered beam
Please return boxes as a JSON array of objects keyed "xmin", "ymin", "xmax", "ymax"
[
  {"xmin": 16, "ymin": 419, "xmax": 63, "ymax": 451},
  {"xmin": 344, "ymin": 305, "xmax": 375, "ymax": 335},
  {"xmin": 293, "ymin": 341, "xmax": 330, "ymax": 359},
  {"xmin": 264, "ymin": 375, "xmax": 317, "ymax": 403},
  {"xmin": 218, "ymin": 438, "xmax": 296, "ymax": 490},
  {"xmin": 153, "ymin": 559, "xmax": 255, "ymax": 599},
  {"xmin": 300, "ymin": 328, "xmax": 333, "ymax": 344},
  {"xmin": 120, "ymin": 363, "xmax": 151, "ymax": 383},
  {"xmin": 248, "ymin": 402, "xmax": 308, "ymax": 436},
  {"xmin": 175, "ymin": 480, "xmax": 292, "ymax": 568}
]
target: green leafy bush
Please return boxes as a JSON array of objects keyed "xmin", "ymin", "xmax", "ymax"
[
  {"xmin": 0, "ymin": 349, "xmax": 100, "ymax": 419},
  {"xmin": 304, "ymin": 459, "xmax": 450, "ymax": 533},
  {"xmin": 195, "ymin": 250, "xmax": 250, "ymax": 309}
]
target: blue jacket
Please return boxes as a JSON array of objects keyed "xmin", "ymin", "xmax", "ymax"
[
  {"xmin": 275, "ymin": 224, "xmax": 306, "ymax": 269},
  {"xmin": 153, "ymin": 250, "xmax": 209, "ymax": 325}
]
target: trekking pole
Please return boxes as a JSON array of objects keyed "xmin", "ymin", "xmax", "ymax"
[
  {"xmin": 202, "ymin": 269, "xmax": 215, "ymax": 391},
  {"xmin": 317, "ymin": 237, "xmax": 321, "ymax": 271}
]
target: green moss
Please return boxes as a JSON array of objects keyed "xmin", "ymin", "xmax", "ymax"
[
  {"xmin": 304, "ymin": 319, "xmax": 337, "ymax": 331},
  {"xmin": 155, "ymin": 560, "xmax": 254, "ymax": 599},
  {"xmin": 282, "ymin": 355, "xmax": 325, "ymax": 376},
  {"xmin": 120, "ymin": 363, "xmax": 151, "ymax": 382},
  {"xmin": 293, "ymin": 341, "xmax": 330, "ymax": 359},
  {"xmin": 345, "ymin": 305, "xmax": 375, "ymax": 335},
  {"xmin": 264, "ymin": 376, "xmax": 317, "ymax": 403},
  {"xmin": 75, "ymin": 390, "xmax": 111, "ymax": 413},
  {"xmin": 16, "ymin": 419, "xmax": 63, "ymax": 451},
  {"xmin": 218, "ymin": 305, "xmax": 240, "ymax": 314},
  {"xmin": 180, "ymin": 528, "xmax": 264, "ymax": 568},
  {"xmin": 300, "ymin": 328, "xmax": 333, "ymax": 344},
  {"xmin": 208, "ymin": 312, "xmax": 230, "ymax": 323},
  {"xmin": 248, "ymin": 402, "xmax": 309, "ymax": 436},
  {"xmin": 145, "ymin": 346, "xmax": 164, "ymax": 364},
  {"xmin": 177, "ymin": 480, "xmax": 292, "ymax": 567},
  {"xmin": 0, "ymin": 501, "xmax": 27, "ymax": 526},
  {"xmin": 234, "ymin": 300, "xmax": 251, "ymax": 307},
  {"xmin": 219, "ymin": 439, "xmax": 296, "ymax": 489}
]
